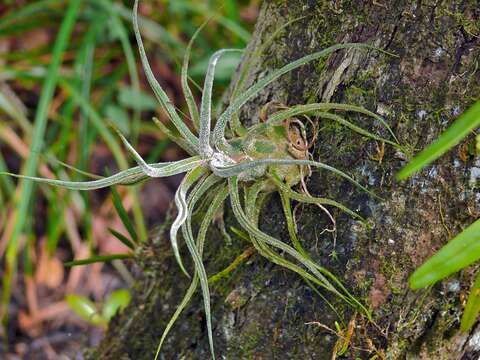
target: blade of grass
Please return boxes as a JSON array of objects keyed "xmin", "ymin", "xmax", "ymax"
[
  {"xmin": 461, "ymin": 271, "xmax": 480, "ymax": 331},
  {"xmin": 409, "ymin": 219, "xmax": 480, "ymax": 289},
  {"xmin": 0, "ymin": 153, "xmax": 14, "ymax": 194},
  {"xmin": 146, "ymin": 138, "xmax": 170, "ymax": 163},
  {"xmin": 2, "ymin": 0, "xmax": 82, "ymax": 324},
  {"xmin": 64, "ymin": 253, "xmax": 133, "ymax": 267},
  {"xmin": 208, "ymin": 247, "xmax": 255, "ymax": 283},
  {"xmin": 108, "ymin": 228, "xmax": 135, "ymax": 250},
  {"xmin": 397, "ymin": 101, "xmax": 480, "ymax": 180},
  {"xmin": 110, "ymin": 185, "xmax": 138, "ymax": 243},
  {"xmin": 58, "ymin": 80, "xmax": 126, "ymax": 168},
  {"xmin": 46, "ymin": 196, "xmax": 65, "ymax": 255}
]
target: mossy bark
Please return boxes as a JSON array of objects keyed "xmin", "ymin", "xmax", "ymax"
[{"xmin": 92, "ymin": 1, "xmax": 480, "ymax": 359}]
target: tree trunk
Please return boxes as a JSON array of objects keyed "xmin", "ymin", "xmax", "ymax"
[{"xmin": 92, "ymin": 1, "xmax": 480, "ymax": 359}]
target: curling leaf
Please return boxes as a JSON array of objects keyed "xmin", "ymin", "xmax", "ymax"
[{"xmin": 199, "ymin": 49, "xmax": 243, "ymax": 157}]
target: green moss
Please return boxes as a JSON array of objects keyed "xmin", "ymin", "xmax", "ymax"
[{"xmin": 442, "ymin": 9, "xmax": 480, "ymax": 37}]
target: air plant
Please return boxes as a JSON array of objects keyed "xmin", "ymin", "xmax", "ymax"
[{"xmin": 1, "ymin": 1, "xmax": 402, "ymax": 358}]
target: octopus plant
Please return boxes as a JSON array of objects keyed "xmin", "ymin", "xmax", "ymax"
[{"xmin": 2, "ymin": 1, "xmax": 402, "ymax": 358}]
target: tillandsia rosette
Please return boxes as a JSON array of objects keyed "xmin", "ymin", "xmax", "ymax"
[{"xmin": 0, "ymin": 1, "xmax": 406, "ymax": 358}]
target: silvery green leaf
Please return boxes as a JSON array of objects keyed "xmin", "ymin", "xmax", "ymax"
[
  {"xmin": 169, "ymin": 166, "xmax": 207, "ymax": 278},
  {"xmin": 244, "ymin": 102, "xmax": 400, "ymax": 149},
  {"xmin": 0, "ymin": 157, "xmax": 202, "ymax": 190},
  {"xmin": 181, "ymin": 21, "xmax": 207, "ymax": 131},
  {"xmin": 199, "ymin": 49, "xmax": 243, "ymax": 157},
  {"xmin": 154, "ymin": 185, "xmax": 228, "ymax": 360},
  {"xmin": 133, "ymin": 0, "xmax": 198, "ymax": 149}
]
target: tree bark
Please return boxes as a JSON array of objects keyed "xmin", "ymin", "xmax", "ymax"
[{"xmin": 92, "ymin": 1, "xmax": 480, "ymax": 359}]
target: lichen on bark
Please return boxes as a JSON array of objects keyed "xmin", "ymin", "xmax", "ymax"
[{"xmin": 92, "ymin": 1, "xmax": 480, "ymax": 359}]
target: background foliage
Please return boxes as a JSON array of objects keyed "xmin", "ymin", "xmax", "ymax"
[{"xmin": 0, "ymin": 0, "xmax": 256, "ymax": 356}]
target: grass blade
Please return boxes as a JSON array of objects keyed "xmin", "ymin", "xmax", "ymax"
[
  {"xmin": 409, "ymin": 219, "xmax": 480, "ymax": 289},
  {"xmin": 100, "ymin": 0, "xmax": 142, "ymax": 142},
  {"xmin": 105, "ymin": 0, "xmax": 184, "ymax": 52},
  {"xmin": 110, "ymin": 186, "xmax": 138, "ymax": 243},
  {"xmin": 108, "ymin": 228, "xmax": 135, "ymax": 250},
  {"xmin": 59, "ymin": 79, "xmax": 127, "ymax": 168},
  {"xmin": 397, "ymin": 101, "xmax": 480, "ymax": 180},
  {"xmin": 208, "ymin": 248, "xmax": 255, "ymax": 283},
  {"xmin": 172, "ymin": 0, "xmax": 250, "ymax": 43},
  {"xmin": 461, "ymin": 271, "xmax": 480, "ymax": 331},
  {"xmin": 64, "ymin": 254, "xmax": 133, "ymax": 267}
]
